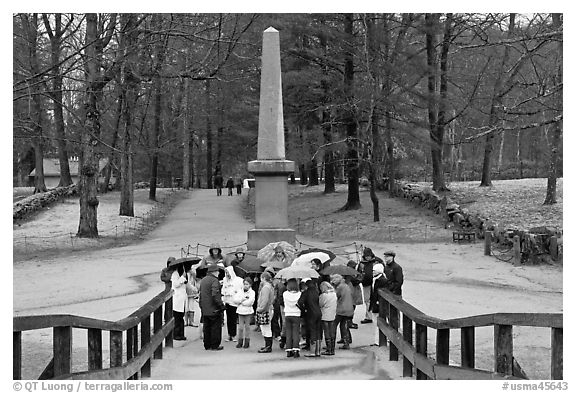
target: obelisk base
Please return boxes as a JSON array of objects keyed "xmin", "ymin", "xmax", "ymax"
[{"xmin": 247, "ymin": 228, "xmax": 296, "ymax": 251}]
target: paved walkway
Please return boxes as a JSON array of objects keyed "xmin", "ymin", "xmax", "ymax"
[{"xmin": 13, "ymin": 188, "xmax": 562, "ymax": 380}]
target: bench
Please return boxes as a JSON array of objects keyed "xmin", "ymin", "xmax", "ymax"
[{"xmin": 453, "ymin": 231, "xmax": 476, "ymax": 242}]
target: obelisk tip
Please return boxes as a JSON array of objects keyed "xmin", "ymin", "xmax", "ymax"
[{"xmin": 264, "ymin": 26, "xmax": 278, "ymax": 33}]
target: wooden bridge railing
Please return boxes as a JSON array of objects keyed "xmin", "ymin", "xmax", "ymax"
[
  {"xmin": 13, "ymin": 290, "xmax": 174, "ymax": 380},
  {"xmin": 376, "ymin": 289, "xmax": 563, "ymax": 380}
]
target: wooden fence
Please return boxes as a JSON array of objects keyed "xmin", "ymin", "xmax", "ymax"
[
  {"xmin": 376, "ymin": 289, "xmax": 563, "ymax": 380},
  {"xmin": 13, "ymin": 290, "xmax": 174, "ymax": 380}
]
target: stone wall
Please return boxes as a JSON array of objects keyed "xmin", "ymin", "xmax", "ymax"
[
  {"xmin": 388, "ymin": 181, "xmax": 562, "ymax": 264},
  {"xmin": 13, "ymin": 185, "xmax": 78, "ymax": 221}
]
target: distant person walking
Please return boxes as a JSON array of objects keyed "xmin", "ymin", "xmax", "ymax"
[
  {"xmin": 226, "ymin": 177, "xmax": 234, "ymax": 196},
  {"xmin": 383, "ymin": 250, "xmax": 403, "ymax": 296},
  {"xmin": 199, "ymin": 265, "xmax": 225, "ymax": 350},
  {"xmin": 235, "ymin": 176, "xmax": 243, "ymax": 195},
  {"xmin": 214, "ymin": 173, "xmax": 224, "ymax": 196}
]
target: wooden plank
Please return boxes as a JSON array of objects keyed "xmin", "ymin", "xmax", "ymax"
[
  {"xmin": 127, "ymin": 328, "xmax": 133, "ymax": 363},
  {"xmin": 378, "ymin": 297, "xmax": 387, "ymax": 346},
  {"xmin": 416, "ymin": 323, "xmax": 428, "ymax": 380},
  {"xmin": 513, "ymin": 235, "xmax": 521, "ymax": 266},
  {"xmin": 141, "ymin": 316, "xmax": 151, "ymax": 378},
  {"xmin": 434, "ymin": 364, "xmax": 523, "ymax": 380},
  {"xmin": 461, "ymin": 326, "xmax": 475, "ymax": 369},
  {"xmin": 389, "ymin": 304, "xmax": 399, "ymax": 361},
  {"xmin": 484, "ymin": 230, "xmax": 492, "ymax": 256},
  {"xmin": 87, "ymin": 328, "xmax": 102, "ymax": 371},
  {"xmin": 165, "ymin": 298, "xmax": 173, "ymax": 348},
  {"xmin": 110, "ymin": 330, "xmax": 123, "ymax": 368},
  {"xmin": 551, "ymin": 328, "xmax": 563, "ymax": 380},
  {"xmin": 13, "ymin": 331, "xmax": 21, "ymax": 380},
  {"xmin": 550, "ymin": 236, "xmax": 558, "ymax": 260},
  {"xmin": 53, "ymin": 326, "xmax": 72, "ymax": 377},
  {"xmin": 60, "ymin": 320, "xmax": 173, "ymax": 380},
  {"xmin": 38, "ymin": 358, "xmax": 54, "ymax": 380},
  {"xmin": 153, "ymin": 306, "xmax": 163, "ymax": 359},
  {"xmin": 436, "ymin": 328, "xmax": 450, "ymax": 365},
  {"xmin": 132, "ymin": 326, "xmax": 139, "ymax": 380},
  {"xmin": 402, "ymin": 314, "xmax": 413, "ymax": 377},
  {"xmin": 494, "ymin": 324, "xmax": 513, "ymax": 375}
]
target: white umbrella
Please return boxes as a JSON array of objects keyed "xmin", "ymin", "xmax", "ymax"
[
  {"xmin": 275, "ymin": 265, "xmax": 319, "ymax": 280},
  {"xmin": 257, "ymin": 241, "xmax": 296, "ymax": 262}
]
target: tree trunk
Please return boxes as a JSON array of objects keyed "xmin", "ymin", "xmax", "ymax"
[
  {"xmin": 101, "ymin": 90, "xmax": 122, "ymax": 193},
  {"xmin": 319, "ymin": 27, "xmax": 336, "ymax": 194},
  {"xmin": 205, "ymin": 79, "xmax": 213, "ymax": 189},
  {"xmin": 182, "ymin": 66, "xmax": 191, "ymax": 189},
  {"xmin": 299, "ymin": 163, "xmax": 308, "ymax": 185},
  {"xmin": 149, "ymin": 76, "xmax": 161, "ymax": 201},
  {"xmin": 119, "ymin": 14, "xmax": 139, "ymax": 217},
  {"xmin": 43, "ymin": 14, "xmax": 73, "ymax": 188},
  {"xmin": 308, "ymin": 158, "xmax": 319, "ymax": 186},
  {"xmin": 544, "ymin": 13, "xmax": 562, "ymax": 205},
  {"xmin": 77, "ymin": 13, "xmax": 101, "ymax": 237},
  {"xmin": 481, "ymin": 13, "xmax": 515, "ymax": 187},
  {"xmin": 341, "ymin": 13, "xmax": 361, "ymax": 211}
]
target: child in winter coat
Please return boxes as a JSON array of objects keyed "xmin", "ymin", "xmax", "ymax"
[
  {"xmin": 234, "ymin": 277, "xmax": 255, "ymax": 348},
  {"xmin": 256, "ymin": 271, "xmax": 275, "ymax": 353},
  {"xmin": 319, "ymin": 281, "xmax": 337, "ymax": 355},
  {"xmin": 283, "ymin": 278, "xmax": 302, "ymax": 358}
]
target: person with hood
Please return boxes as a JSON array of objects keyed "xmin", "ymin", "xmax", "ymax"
[
  {"xmin": 319, "ymin": 281, "xmax": 337, "ymax": 356},
  {"xmin": 222, "ymin": 266, "xmax": 244, "ymax": 342},
  {"xmin": 298, "ymin": 278, "xmax": 322, "ymax": 357},
  {"xmin": 226, "ymin": 177, "xmax": 234, "ymax": 196},
  {"xmin": 331, "ymin": 273, "xmax": 354, "ymax": 349},
  {"xmin": 358, "ymin": 247, "xmax": 383, "ymax": 324},
  {"xmin": 171, "ymin": 264, "xmax": 189, "ymax": 341},
  {"xmin": 268, "ymin": 245, "xmax": 293, "ymax": 267},
  {"xmin": 203, "ymin": 243, "xmax": 224, "ymax": 266},
  {"xmin": 234, "ymin": 277, "xmax": 255, "ymax": 349},
  {"xmin": 256, "ymin": 271, "xmax": 275, "ymax": 353},
  {"xmin": 227, "ymin": 247, "xmax": 247, "ymax": 278},
  {"xmin": 283, "ymin": 278, "xmax": 302, "ymax": 358},
  {"xmin": 383, "ymin": 250, "xmax": 404, "ymax": 296},
  {"xmin": 346, "ymin": 260, "xmax": 363, "ymax": 329},
  {"xmin": 199, "ymin": 264, "xmax": 225, "ymax": 350},
  {"xmin": 369, "ymin": 263, "xmax": 388, "ymax": 346}
]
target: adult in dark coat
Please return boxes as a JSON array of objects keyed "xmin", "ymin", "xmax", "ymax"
[
  {"xmin": 199, "ymin": 264, "xmax": 225, "ymax": 350},
  {"xmin": 298, "ymin": 278, "xmax": 323, "ymax": 357},
  {"xmin": 160, "ymin": 257, "xmax": 176, "ymax": 322},
  {"xmin": 225, "ymin": 177, "xmax": 234, "ymax": 196},
  {"xmin": 214, "ymin": 173, "xmax": 224, "ymax": 196},
  {"xmin": 383, "ymin": 250, "xmax": 403, "ymax": 296},
  {"xmin": 358, "ymin": 248, "xmax": 383, "ymax": 323}
]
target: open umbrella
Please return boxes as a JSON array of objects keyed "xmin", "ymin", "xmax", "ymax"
[
  {"xmin": 195, "ymin": 260, "xmax": 225, "ymax": 280},
  {"xmin": 320, "ymin": 264, "xmax": 361, "ymax": 277},
  {"xmin": 257, "ymin": 241, "xmax": 296, "ymax": 262},
  {"xmin": 235, "ymin": 252, "xmax": 266, "ymax": 274},
  {"xmin": 260, "ymin": 259, "xmax": 290, "ymax": 270},
  {"xmin": 275, "ymin": 265, "xmax": 319, "ymax": 280},
  {"xmin": 292, "ymin": 249, "xmax": 336, "ymax": 269},
  {"xmin": 168, "ymin": 256, "xmax": 202, "ymax": 268}
]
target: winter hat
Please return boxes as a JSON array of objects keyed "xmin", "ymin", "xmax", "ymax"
[
  {"xmin": 384, "ymin": 250, "xmax": 396, "ymax": 257},
  {"xmin": 207, "ymin": 264, "xmax": 220, "ymax": 273},
  {"xmin": 346, "ymin": 260, "xmax": 357, "ymax": 269},
  {"xmin": 264, "ymin": 266, "xmax": 276, "ymax": 277},
  {"xmin": 362, "ymin": 247, "xmax": 374, "ymax": 259},
  {"xmin": 261, "ymin": 271, "xmax": 272, "ymax": 282},
  {"xmin": 235, "ymin": 247, "xmax": 245, "ymax": 256},
  {"xmin": 166, "ymin": 256, "xmax": 176, "ymax": 267},
  {"xmin": 243, "ymin": 277, "xmax": 253, "ymax": 286},
  {"xmin": 319, "ymin": 281, "xmax": 334, "ymax": 293},
  {"xmin": 330, "ymin": 274, "xmax": 343, "ymax": 286},
  {"xmin": 373, "ymin": 263, "xmax": 384, "ymax": 276}
]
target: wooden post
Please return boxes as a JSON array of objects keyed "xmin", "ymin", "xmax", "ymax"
[
  {"xmin": 551, "ymin": 328, "xmax": 563, "ymax": 380},
  {"xmin": 416, "ymin": 323, "xmax": 428, "ymax": 380},
  {"xmin": 131, "ymin": 326, "xmax": 139, "ymax": 380},
  {"xmin": 53, "ymin": 326, "xmax": 72, "ymax": 377},
  {"xmin": 378, "ymin": 295, "xmax": 387, "ymax": 347},
  {"xmin": 550, "ymin": 236, "xmax": 558, "ymax": 261},
  {"xmin": 461, "ymin": 326, "xmax": 475, "ymax": 369},
  {"xmin": 87, "ymin": 328, "xmax": 103, "ymax": 371},
  {"xmin": 494, "ymin": 324, "xmax": 513, "ymax": 375},
  {"xmin": 13, "ymin": 331, "xmax": 22, "ymax": 380},
  {"xmin": 513, "ymin": 235, "xmax": 521, "ymax": 266},
  {"xmin": 110, "ymin": 330, "xmax": 123, "ymax": 368},
  {"xmin": 389, "ymin": 304, "xmax": 399, "ymax": 361},
  {"xmin": 153, "ymin": 306, "xmax": 163, "ymax": 359},
  {"xmin": 141, "ymin": 316, "xmax": 151, "ymax": 378},
  {"xmin": 436, "ymin": 328, "xmax": 450, "ymax": 365},
  {"xmin": 484, "ymin": 230, "xmax": 492, "ymax": 256},
  {"xmin": 166, "ymin": 298, "xmax": 173, "ymax": 348},
  {"xmin": 402, "ymin": 315, "xmax": 413, "ymax": 377},
  {"xmin": 127, "ymin": 327, "xmax": 134, "ymax": 362}
]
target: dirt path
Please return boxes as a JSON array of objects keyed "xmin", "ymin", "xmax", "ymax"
[{"xmin": 13, "ymin": 188, "xmax": 562, "ymax": 380}]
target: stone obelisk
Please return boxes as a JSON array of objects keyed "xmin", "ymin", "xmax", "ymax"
[{"xmin": 247, "ymin": 27, "xmax": 295, "ymax": 251}]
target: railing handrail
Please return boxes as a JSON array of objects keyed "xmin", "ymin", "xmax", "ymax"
[
  {"xmin": 378, "ymin": 289, "xmax": 563, "ymax": 329},
  {"xmin": 13, "ymin": 290, "xmax": 172, "ymax": 333}
]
